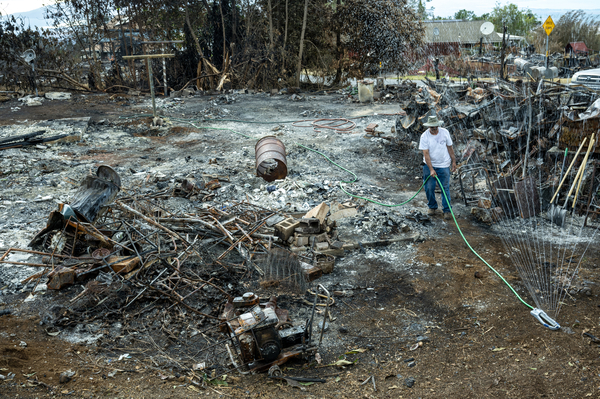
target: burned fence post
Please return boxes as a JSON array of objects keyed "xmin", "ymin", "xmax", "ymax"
[{"xmin": 122, "ymin": 53, "xmax": 175, "ymax": 121}]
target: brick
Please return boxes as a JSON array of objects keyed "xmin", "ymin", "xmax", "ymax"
[{"xmin": 365, "ymin": 123, "xmax": 378, "ymax": 133}]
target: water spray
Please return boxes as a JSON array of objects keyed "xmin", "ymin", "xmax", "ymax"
[{"xmin": 297, "ymin": 143, "xmax": 597, "ymax": 332}]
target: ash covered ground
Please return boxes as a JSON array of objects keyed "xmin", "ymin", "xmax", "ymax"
[{"xmin": 1, "ymin": 89, "xmax": 600, "ymax": 398}]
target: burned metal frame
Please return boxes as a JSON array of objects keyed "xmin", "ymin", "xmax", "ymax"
[{"xmin": 457, "ymin": 163, "xmax": 494, "ymax": 207}]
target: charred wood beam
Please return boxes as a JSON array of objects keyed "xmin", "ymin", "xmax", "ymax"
[{"xmin": 0, "ymin": 130, "xmax": 45, "ymax": 144}]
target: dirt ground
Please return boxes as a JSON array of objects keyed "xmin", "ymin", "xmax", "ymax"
[{"xmin": 1, "ymin": 90, "xmax": 600, "ymax": 398}]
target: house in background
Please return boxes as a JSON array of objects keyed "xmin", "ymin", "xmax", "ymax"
[
  {"xmin": 423, "ymin": 20, "xmax": 526, "ymax": 57},
  {"xmin": 564, "ymin": 42, "xmax": 592, "ymax": 68},
  {"xmin": 423, "ymin": 20, "xmax": 500, "ymax": 56},
  {"xmin": 565, "ymin": 42, "xmax": 590, "ymax": 56}
]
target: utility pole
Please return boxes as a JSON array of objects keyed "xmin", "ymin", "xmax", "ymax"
[{"xmin": 500, "ymin": 25, "xmax": 506, "ymax": 80}]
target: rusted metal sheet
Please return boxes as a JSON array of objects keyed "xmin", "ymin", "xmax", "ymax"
[
  {"xmin": 47, "ymin": 266, "xmax": 76, "ymax": 290},
  {"xmin": 514, "ymin": 176, "xmax": 540, "ymax": 219},
  {"xmin": 205, "ymin": 179, "xmax": 221, "ymax": 190},
  {"xmin": 560, "ymin": 119, "xmax": 600, "ymax": 154},
  {"xmin": 255, "ymin": 136, "xmax": 287, "ymax": 182}
]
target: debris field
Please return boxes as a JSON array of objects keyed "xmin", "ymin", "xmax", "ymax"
[{"xmin": 1, "ymin": 80, "xmax": 600, "ymax": 398}]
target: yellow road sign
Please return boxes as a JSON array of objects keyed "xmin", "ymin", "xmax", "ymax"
[{"xmin": 543, "ymin": 16, "xmax": 555, "ymax": 36}]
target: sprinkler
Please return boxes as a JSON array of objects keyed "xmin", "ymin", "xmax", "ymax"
[{"xmin": 530, "ymin": 308, "xmax": 561, "ymax": 331}]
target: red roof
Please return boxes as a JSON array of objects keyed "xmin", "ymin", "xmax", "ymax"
[{"xmin": 566, "ymin": 42, "xmax": 590, "ymax": 54}]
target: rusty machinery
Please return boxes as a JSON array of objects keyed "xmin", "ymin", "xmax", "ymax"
[{"xmin": 211, "ymin": 285, "xmax": 330, "ymax": 375}]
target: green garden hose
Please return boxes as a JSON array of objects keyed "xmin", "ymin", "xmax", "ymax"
[
  {"xmin": 122, "ymin": 113, "xmax": 534, "ymax": 310},
  {"xmin": 299, "ymin": 143, "xmax": 534, "ymax": 310}
]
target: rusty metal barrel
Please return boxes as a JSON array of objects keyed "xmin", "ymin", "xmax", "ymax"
[{"xmin": 255, "ymin": 136, "xmax": 287, "ymax": 182}]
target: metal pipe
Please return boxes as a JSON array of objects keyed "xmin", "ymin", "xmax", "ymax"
[
  {"xmin": 317, "ymin": 284, "xmax": 331, "ymax": 347},
  {"xmin": 147, "ymin": 58, "xmax": 157, "ymax": 118},
  {"xmin": 307, "ymin": 289, "xmax": 318, "ymax": 346},
  {"xmin": 162, "ymin": 44, "xmax": 167, "ymax": 96}
]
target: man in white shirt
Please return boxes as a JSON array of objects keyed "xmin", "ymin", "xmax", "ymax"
[{"xmin": 418, "ymin": 115, "xmax": 457, "ymax": 220}]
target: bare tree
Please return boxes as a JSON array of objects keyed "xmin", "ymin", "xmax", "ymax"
[
  {"xmin": 267, "ymin": 0, "xmax": 274, "ymax": 49},
  {"xmin": 296, "ymin": 0, "xmax": 309, "ymax": 86}
]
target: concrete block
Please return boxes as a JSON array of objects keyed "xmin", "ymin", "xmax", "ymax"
[
  {"xmin": 275, "ymin": 218, "xmax": 301, "ymax": 241},
  {"xmin": 315, "ymin": 242, "xmax": 329, "ymax": 251},
  {"xmin": 295, "ymin": 217, "xmax": 320, "ymax": 234},
  {"xmin": 295, "ymin": 235, "xmax": 309, "ymax": 247}
]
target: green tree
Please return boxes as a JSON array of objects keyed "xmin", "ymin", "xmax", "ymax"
[
  {"xmin": 417, "ymin": 0, "xmax": 426, "ymax": 20},
  {"xmin": 454, "ymin": 9, "xmax": 476, "ymax": 20},
  {"xmin": 452, "ymin": 9, "xmax": 488, "ymax": 21},
  {"xmin": 489, "ymin": 2, "xmax": 540, "ymax": 36},
  {"xmin": 552, "ymin": 10, "xmax": 600, "ymax": 52},
  {"xmin": 409, "ymin": 0, "xmax": 432, "ymax": 20}
]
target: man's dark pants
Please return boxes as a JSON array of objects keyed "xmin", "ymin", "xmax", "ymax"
[{"xmin": 423, "ymin": 165, "xmax": 451, "ymax": 213}]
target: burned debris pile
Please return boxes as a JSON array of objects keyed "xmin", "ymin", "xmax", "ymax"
[
  {"xmin": 1, "ymin": 162, "xmax": 411, "ymax": 377},
  {"xmin": 385, "ymin": 77, "xmax": 600, "ymax": 224}
]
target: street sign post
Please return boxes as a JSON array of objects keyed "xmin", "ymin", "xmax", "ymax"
[{"xmin": 543, "ymin": 16, "xmax": 555, "ymax": 69}]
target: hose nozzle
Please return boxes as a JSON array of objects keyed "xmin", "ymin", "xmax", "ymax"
[{"xmin": 530, "ymin": 308, "xmax": 560, "ymax": 330}]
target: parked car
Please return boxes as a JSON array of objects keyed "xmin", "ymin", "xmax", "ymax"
[{"xmin": 570, "ymin": 68, "xmax": 600, "ymax": 91}]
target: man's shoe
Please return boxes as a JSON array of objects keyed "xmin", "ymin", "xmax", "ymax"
[
  {"xmin": 444, "ymin": 212, "xmax": 452, "ymax": 220},
  {"xmin": 427, "ymin": 208, "xmax": 437, "ymax": 216}
]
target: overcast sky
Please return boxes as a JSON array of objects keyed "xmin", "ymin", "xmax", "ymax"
[
  {"xmin": 1, "ymin": 0, "xmax": 598, "ymax": 18},
  {"xmin": 0, "ymin": 0, "xmax": 51, "ymax": 15},
  {"xmin": 428, "ymin": 0, "xmax": 597, "ymax": 18}
]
